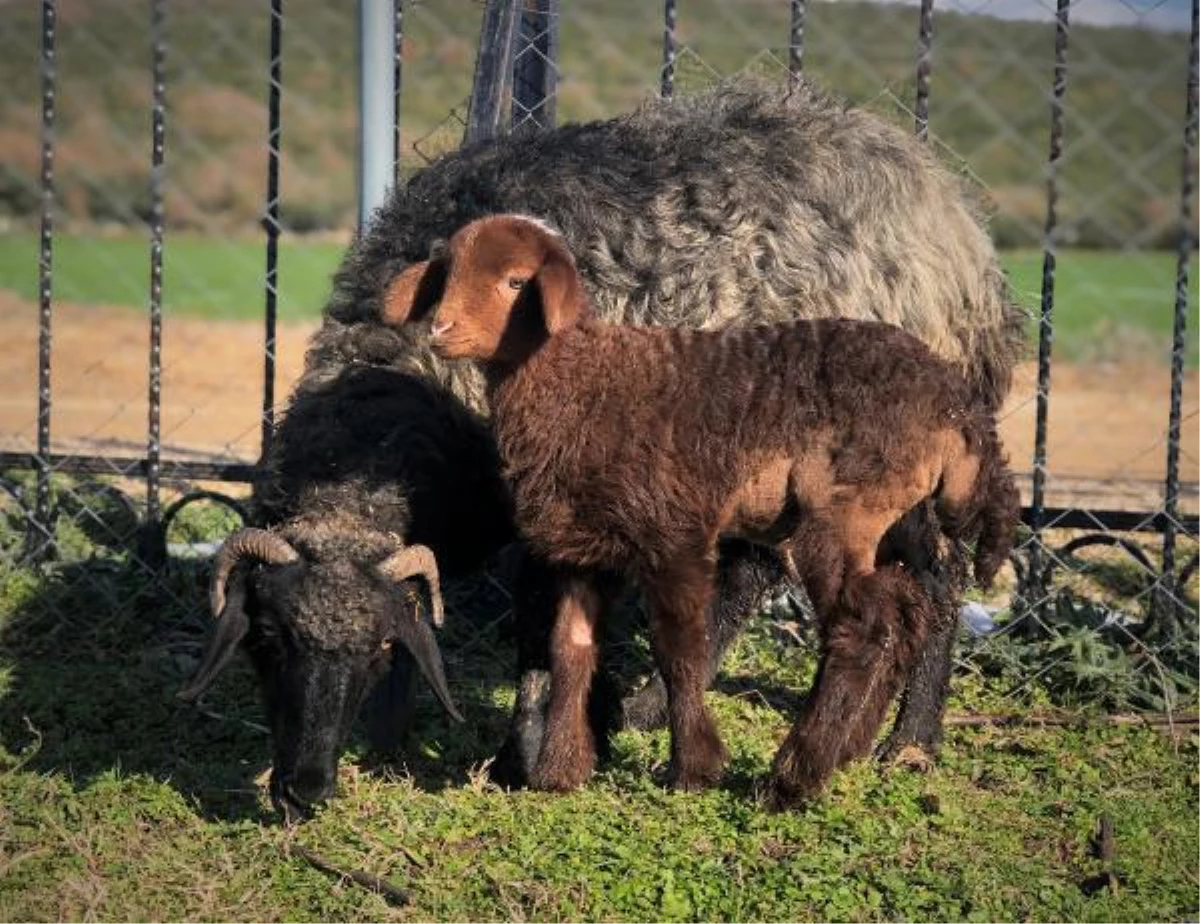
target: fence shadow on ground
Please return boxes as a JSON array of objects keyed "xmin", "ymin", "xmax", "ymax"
[{"xmin": 0, "ymin": 546, "xmax": 527, "ymax": 824}]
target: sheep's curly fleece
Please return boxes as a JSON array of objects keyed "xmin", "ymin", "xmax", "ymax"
[{"xmin": 305, "ymin": 78, "xmax": 1024, "ymax": 423}]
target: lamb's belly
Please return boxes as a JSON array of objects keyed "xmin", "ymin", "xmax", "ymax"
[{"xmin": 515, "ymin": 492, "xmax": 636, "ymax": 570}]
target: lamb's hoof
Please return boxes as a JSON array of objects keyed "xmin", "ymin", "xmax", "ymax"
[
  {"xmin": 665, "ymin": 752, "xmax": 727, "ymax": 792},
  {"xmin": 667, "ymin": 767, "xmax": 723, "ymax": 792},
  {"xmin": 620, "ymin": 677, "xmax": 669, "ymax": 731},
  {"xmin": 529, "ymin": 761, "xmax": 592, "ymax": 793},
  {"xmin": 762, "ymin": 773, "xmax": 821, "ymax": 813}
]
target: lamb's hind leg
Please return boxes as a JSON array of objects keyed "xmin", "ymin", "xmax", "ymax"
[
  {"xmin": 529, "ymin": 572, "xmax": 609, "ymax": 792},
  {"xmin": 877, "ymin": 501, "xmax": 968, "ymax": 760},
  {"xmin": 769, "ymin": 562, "xmax": 932, "ymax": 809},
  {"xmin": 646, "ymin": 558, "xmax": 729, "ymax": 791}
]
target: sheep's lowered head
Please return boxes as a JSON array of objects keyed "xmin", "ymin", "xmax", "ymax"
[
  {"xmin": 383, "ymin": 214, "xmax": 586, "ymax": 366},
  {"xmin": 178, "ymin": 527, "xmax": 460, "ymax": 824}
]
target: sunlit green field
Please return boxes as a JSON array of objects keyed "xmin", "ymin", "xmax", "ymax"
[
  {"xmin": 0, "ymin": 497, "xmax": 1195, "ymax": 921},
  {"xmin": 0, "ymin": 233, "xmax": 1196, "ymax": 364}
]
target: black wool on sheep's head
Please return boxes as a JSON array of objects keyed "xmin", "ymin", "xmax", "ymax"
[{"xmin": 178, "ymin": 528, "xmax": 461, "ymax": 824}]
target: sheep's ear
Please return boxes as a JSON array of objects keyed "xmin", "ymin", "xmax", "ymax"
[
  {"xmin": 533, "ymin": 245, "xmax": 583, "ymax": 334},
  {"xmin": 380, "ymin": 258, "xmax": 447, "ymax": 326}
]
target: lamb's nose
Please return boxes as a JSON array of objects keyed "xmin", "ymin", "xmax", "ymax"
[{"xmin": 430, "ymin": 317, "xmax": 454, "ymax": 340}]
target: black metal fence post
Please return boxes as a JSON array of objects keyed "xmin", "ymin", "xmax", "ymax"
[
  {"xmin": 261, "ymin": 0, "xmax": 284, "ymax": 468},
  {"xmin": 1023, "ymin": 0, "xmax": 1072, "ymax": 611},
  {"xmin": 1153, "ymin": 0, "xmax": 1199, "ymax": 634},
  {"xmin": 394, "ymin": 0, "xmax": 403, "ymax": 184},
  {"xmin": 914, "ymin": 0, "xmax": 934, "ymax": 141},
  {"xmin": 138, "ymin": 0, "xmax": 168, "ymax": 568},
  {"xmin": 788, "ymin": 0, "xmax": 806, "ymax": 89},
  {"xmin": 465, "ymin": 0, "xmax": 522, "ymax": 145},
  {"xmin": 662, "ymin": 0, "xmax": 676, "ymax": 101},
  {"xmin": 512, "ymin": 0, "xmax": 558, "ymax": 135},
  {"xmin": 25, "ymin": 0, "xmax": 58, "ymax": 564}
]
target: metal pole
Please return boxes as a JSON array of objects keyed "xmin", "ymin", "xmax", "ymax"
[
  {"xmin": 27, "ymin": 0, "xmax": 57, "ymax": 563},
  {"xmin": 788, "ymin": 0, "xmax": 806, "ymax": 89},
  {"xmin": 262, "ymin": 0, "xmax": 284, "ymax": 460},
  {"xmin": 141, "ymin": 0, "xmax": 167, "ymax": 568},
  {"xmin": 512, "ymin": 0, "xmax": 559, "ymax": 135},
  {"xmin": 1156, "ymin": 0, "xmax": 1199, "ymax": 631},
  {"xmin": 394, "ymin": 0, "xmax": 404, "ymax": 185},
  {"xmin": 662, "ymin": 0, "xmax": 676, "ymax": 100},
  {"xmin": 914, "ymin": 0, "xmax": 934, "ymax": 141},
  {"xmin": 465, "ymin": 0, "xmax": 522, "ymax": 145},
  {"xmin": 358, "ymin": 0, "xmax": 397, "ymax": 229},
  {"xmin": 1027, "ymin": 0, "xmax": 1071, "ymax": 607}
]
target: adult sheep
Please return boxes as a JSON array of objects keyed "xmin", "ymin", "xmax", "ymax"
[{"xmin": 180, "ymin": 78, "xmax": 1025, "ymax": 821}]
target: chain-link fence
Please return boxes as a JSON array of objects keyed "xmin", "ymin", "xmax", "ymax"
[{"xmin": 0, "ymin": 0, "xmax": 1196, "ymax": 716}]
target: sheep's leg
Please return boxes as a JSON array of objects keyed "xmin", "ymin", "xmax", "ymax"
[
  {"xmin": 646, "ymin": 559, "xmax": 729, "ymax": 791},
  {"xmin": 876, "ymin": 503, "xmax": 969, "ymax": 760},
  {"xmin": 768, "ymin": 563, "xmax": 932, "ymax": 809},
  {"xmin": 622, "ymin": 539, "xmax": 785, "ymax": 731},
  {"xmin": 493, "ymin": 551, "xmax": 622, "ymax": 789},
  {"xmin": 491, "ymin": 551, "xmax": 557, "ymax": 788},
  {"xmin": 529, "ymin": 573, "xmax": 608, "ymax": 792}
]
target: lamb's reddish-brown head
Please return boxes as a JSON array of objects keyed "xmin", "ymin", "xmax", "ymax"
[{"xmin": 381, "ymin": 214, "xmax": 585, "ymax": 364}]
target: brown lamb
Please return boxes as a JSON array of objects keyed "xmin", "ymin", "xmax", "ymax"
[{"xmin": 384, "ymin": 213, "xmax": 1020, "ymax": 807}]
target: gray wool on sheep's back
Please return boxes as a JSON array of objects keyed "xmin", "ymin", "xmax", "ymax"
[{"xmin": 306, "ymin": 79, "xmax": 1025, "ymax": 423}]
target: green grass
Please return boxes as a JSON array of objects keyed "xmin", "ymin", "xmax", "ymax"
[
  {"xmin": 1, "ymin": 231, "xmax": 1195, "ymax": 363},
  {"xmin": 0, "ymin": 231, "xmax": 343, "ymax": 322},
  {"xmin": 0, "ymin": 488, "xmax": 1197, "ymax": 921},
  {"xmin": 1003, "ymin": 249, "xmax": 1199, "ymax": 365}
]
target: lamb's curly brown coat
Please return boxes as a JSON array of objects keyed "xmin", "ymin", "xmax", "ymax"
[{"xmin": 388, "ymin": 213, "xmax": 1020, "ymax": 803}]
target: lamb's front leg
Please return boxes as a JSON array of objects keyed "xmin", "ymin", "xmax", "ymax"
[
  {"xmin": 645, "ymin": 559, "xmax": 728, "ymax": 791},
  {"xmin": 529, "ymin": 573, "xmax": 607, "ymax": 792}
]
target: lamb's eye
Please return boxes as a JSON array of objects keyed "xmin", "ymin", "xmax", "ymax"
[{"xmin": 507, "ymin": 277, "xmax": 527, "ymax": 291}]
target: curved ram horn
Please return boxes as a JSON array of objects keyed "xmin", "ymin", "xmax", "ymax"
[
  {"xmin": 210, "ymin": 528, "xmax": 299, "ymax": 617},
  {"xmin": 377, "ymin": 543, "xmax": 444, "ymax": 627}
]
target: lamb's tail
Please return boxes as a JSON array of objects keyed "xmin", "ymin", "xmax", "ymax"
[{"xmin": 936, "ymin": 413, "xmax": 1021, "ymax": 590}]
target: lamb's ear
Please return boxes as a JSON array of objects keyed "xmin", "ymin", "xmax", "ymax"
[
  {"xmin": 380, "ymin": 257, "xmax": 448, "ymax": 326},
  {"xmin": 533, "ymin": 243, "xmax": 583, "ymax": 334}
]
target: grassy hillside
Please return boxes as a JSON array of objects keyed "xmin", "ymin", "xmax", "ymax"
[{"xmin": 0, "ymin": 0, "xmax": 1192, "ymax": 246}]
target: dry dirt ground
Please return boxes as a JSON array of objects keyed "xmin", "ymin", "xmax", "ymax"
[{"xmin": 1, "ymin": 296, "xmax": 1197, "ymax": 514}]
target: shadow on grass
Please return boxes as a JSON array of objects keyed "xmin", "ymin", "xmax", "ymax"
[{"xmin": 0, "ymin": 554, "xmax": 520, "ymax": 824}]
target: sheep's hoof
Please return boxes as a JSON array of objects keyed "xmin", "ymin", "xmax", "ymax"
[
  {"xmin": 489, "ymin": 669, "xmax": 552, "ymax": 789},
  {"xmin": 620, "ymin": 676, "xmax": 669, "ymax": 731},
  {"xmin": 882, "ymin": 743, "xmax": 935, "ymax": 773},
  {"xmin": 876, "ymin": 727, "xmax": 941, "ymax": 765}
]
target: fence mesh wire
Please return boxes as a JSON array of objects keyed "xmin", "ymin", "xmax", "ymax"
[{"xmin": 0, "ymin": 0, "xmax": 1196, "ymax": 715}]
